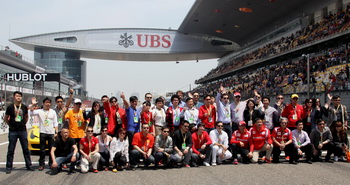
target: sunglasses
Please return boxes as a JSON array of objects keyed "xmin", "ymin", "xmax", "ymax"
[
  {"xmin": 146, "ymin": 97, "xmax": 152, "ymax": 99},
  {"xmin": 102, "ymin": 130, "xmax": 108, "ymax": 132},
  {"xmin": 142, "ymin": 127, "xmax": 149, "ymax": 129},
  {"xmin": 87, "ymin": 130, "xmax": 93, "ymax": 133},
  {"xmin": 277, "ymin": 97, "xmax": 284, "ymax": 99},
  {"xmin": 75, "ymin": 103, "xmax": 82, "ymax": 105},
  {"xmin": 281, "ymin": 122, "xmax": 287, "ymax": 124},
  {"xmin": 256, "ymin": 97, "xmax": 261, "ymax": 99},
  {"xmin": 222, "ymin": 97, "xmax": 229, "ymax": 99},
  {"xmin": 217, "ymin": 125, "xmax": 223, "ymax": 127},
  {"xmin": 235, "ymin": 96, "xmax": 241, "ymax": 98},
  {"xmin": 318, "ymin": 123, "xmax": 325, "ymax": 125},
  {"xmin": 110, "ymin": 100, "xmax": 117, "ymax": 103},
  {"xmin": 163, "ymin": 131, "xmax": 170, "ymax": 133},
  {"xmin": 57, "ymin": 101, "xmax": 63, "ymax": 103},
  {"xmin": 307, "ymin": 102, "xmax": 312, "ymax": 103},
  {"xmin": 205, "ymin": 99, "xmax": 211, "ymax": 101},
  {"xmin": 183, "ymin": 125, "xmax": 189, "ymax": 128},
  {"xmin": 119, "ymin": 132, "xmax": 126, "ymax": 135}
]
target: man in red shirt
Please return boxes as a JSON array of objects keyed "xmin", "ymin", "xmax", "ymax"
[
  {"xmin": 103, "ymin": 97, "xmax": 127, "ymax": 135},
  {"xmin": 271, "ymin": 117, "xmax": 297, "ymax": 164},
  {"xmin": 248, "ymin": 118, "xmax": 273, "ymax": 163},
  {"xmin": 199, "ymin": 95, "xmax": 217, "ymax": 133},
  {"xmin": 191, "ymin": 123, "xmax": 212, "ymax": 167},
  {"xmin": 130, "ymin": 123, "xmax": 155, "ymax": 170},
  {"xmin": 230, "ymin": 121, "xmax": 251, "ymax": 164},
  {"xmin": 282, "ymin": 94, "xmax": 304, "ymax": 130}
]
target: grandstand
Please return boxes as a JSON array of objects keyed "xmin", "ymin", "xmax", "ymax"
[{"xmin": 193, "ymin": 1, "xmax": 350, "ymax": 106}]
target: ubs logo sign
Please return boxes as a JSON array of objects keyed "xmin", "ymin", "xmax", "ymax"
[
  {"xmin": 118, "ymin": 32, "xmax": 172, "ymax": 49},
  {"xmin": 118, "ymin": 33, "xmax": 134, "ymax": 48}
]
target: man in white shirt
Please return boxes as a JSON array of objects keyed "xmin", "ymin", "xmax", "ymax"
[
  {"xmin": 29, "ymin": 97, "xmax": 58, "ymax": 171},
  {"xmin": 180, "ymin": 98, "xmax": 199, "ymax": 132},
  {"xmin": 230, "ymin": 92, "xmax": 246, "ymax": 132},
  {"xmin": 209, "ymin": 121, "xmax": 232, "ymax": 165},
  {"xmin": 292, "ymin": 121, "xmax": 313, "ymax": 164}
]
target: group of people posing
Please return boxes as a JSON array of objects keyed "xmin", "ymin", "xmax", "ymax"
[{"xmin": 4, "ymin": 88, "xmax": 349, "ymax": 175}]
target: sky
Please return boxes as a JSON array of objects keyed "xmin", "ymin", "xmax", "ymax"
[{"xmin": 0, "ymin": 0, "xmax": 218, "ymax": 99}]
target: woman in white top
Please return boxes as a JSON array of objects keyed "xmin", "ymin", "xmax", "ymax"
[
  {"xmin": 109, "ymin": 127, "xmax": 129, "ymax": 172},
  {"xmin": 97, "ymin": 126, "xmax": 112, "ymax": 171},
  {"xmin": 152, "ymin": 97, "xmax": 166, "ymax": 136}
]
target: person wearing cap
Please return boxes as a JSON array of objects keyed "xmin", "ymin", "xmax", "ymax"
[
  {"xmin": 271, "ymin": 117, "xmax": 297, "ymax": 164},
  {"xmin": 230, "ymin": 91, "xmax": 246, "ymax": 133},
  {"xmin": 248, "ymin": 118, "xmax": 273, "ymax": 164},
  {"xmin": 230, "ymin": 121, "xmax": 251, "ymax": 164},
  {"xmin": 216, "ymin": 85, "xmax": 233, "ymax": 139},
  {"xmin": 191, "ymin": 123, "xmax": 212, "ymax": 167},
  {"xmin": 210, "ymin": 121, "xmax": 232, "ymax": 166},
  {"xmin": 281, "ymin": 94, "xmax": 304, "ymax": 130},
  {"xmin": 65, "ymin": 98, "xmax": 86, "ymax": 149}
]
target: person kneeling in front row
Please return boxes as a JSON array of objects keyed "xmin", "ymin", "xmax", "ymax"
[
  {"xmin": 51, "ymin": 128, "xmax": 79, "ymax": 175},
  {"xmin": 80, "ymin": 126, "xmax": 101, "ymax": 173},
  {"xmin": 292, "ymin": 121, "xmax": 313, "ymax": 164}
]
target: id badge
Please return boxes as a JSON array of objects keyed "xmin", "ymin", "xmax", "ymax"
[
  {"xmin": 227, "ymin": 113, "xmax": 230, "ymax": 118},
  {"xmin": 189, "ymin": 117, "xmax": 194, "ymax": 123},
  {"xmin": 248, "ymin": 120, "xmax": 253, "ymax": 126},
  {"xmin": 182, "ymin": 143, "xmax": 186, "ymax": 150},
  {"xmin": 133, "ymin": 116, "xmax": 138, "ymax": 123},
  {"xmin": 58, "ymin": 118, "xmax": 63, "ymax": 124},
  {"xmin": 292, "ymin": 114, "xmax": 297, "ymax": 120},
  {"xmin": 148, "ymin": 121, "xmax": 153, "ymax": 126},
  {"xmin": 105, "ymin": 117, "xmax": 108, "ymax": 123},
  {"xmin": 15, "ymin": 115, "xmax": 22, "ymax": 122},
  {"xmin": 235, "ymin": 113, "xmax": 239, "ymax": 119},
  {"xmin": 307, "ymin": 116, "xmax": 311, "ymax": 123},
  {"xmin": 78, "ymin": 120, "xmax": 82, "ymax": 127},
  {"xmin": 175, "ymin": 116, "xmax": 180, "ymax": 122},
  {"xmin": 208, "ymin": 117, "xmax": 212, "ymax": 122},
  {"xmin": 44, "ymin": 119, "xmax": 50, "ymax": 126}
]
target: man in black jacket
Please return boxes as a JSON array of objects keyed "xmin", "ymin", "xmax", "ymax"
[{"xmin": 173, "ymin": 120, "xmax": 193, "ymax": 167}]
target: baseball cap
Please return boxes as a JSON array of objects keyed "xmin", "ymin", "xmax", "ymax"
[
  {"xmin": 74, "ymin": 98, "xmax": 82, "ymax": 104},
  {"xmin": 234, "ymin": 92, "xmax": 241, "ymax": 97},
  {"xmin": 291, "ymin": 94, "xmax": 299, "ymax": 99},
  {"xmin": 238, "ymin": 121, "xmax": 246, "ymax": 126}
]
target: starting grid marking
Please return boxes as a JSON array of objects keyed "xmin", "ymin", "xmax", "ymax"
[{"xmin": 0, "ymin": 141, "xmax": 9, "ymax": 146}]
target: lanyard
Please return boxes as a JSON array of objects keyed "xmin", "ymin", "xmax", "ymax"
[
  {"xmin": 44, "ymin": 109, "xmax": 50, "ymax": 120},
  {"xmin": 14, "ymin": 103, "xmax": 22, "ymax": 116},
  {"xmin": 205, "ymin": 105, "xmax": 212, "ymax": 117}
]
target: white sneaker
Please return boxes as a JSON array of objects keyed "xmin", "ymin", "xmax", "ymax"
[
  {"xmin": 340, "ymin": 156, "xmax": 346, "ymax": 161},
  {"xmin": 334, "ymin": 156, "xmax": 339, "ymax": 162},
  {"xmin": 203, "ymin": 162, "xmax": 210, "ymax": 167},
  {"xmin": 211, "ymin": 162, "xmax": 217, "ymax": 166}
]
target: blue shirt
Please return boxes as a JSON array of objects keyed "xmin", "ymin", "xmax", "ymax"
[{"xmin": 126, "ymin": 107, "xmax": 140, "ymax": 132}]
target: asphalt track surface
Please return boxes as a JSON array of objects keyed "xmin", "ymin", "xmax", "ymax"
[{"xmin": 0, "ymin": 133, "xmax": 350, "ymax": 185}]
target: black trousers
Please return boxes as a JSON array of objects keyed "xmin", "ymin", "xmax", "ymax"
[
  {"xmin": 272, "ymin": 144, "xmax": 295, "ymax": 162},
  {"xmin": 230, "ymin": 143, "xmax": 250, "ymax": 163},
  {"xmin": 113, "ymin": 152, "xmax": 127, "ymax": 167},
  {"xmin": 99, "ymin": 149, "xmax": 110, "ymax": 167},
  {"xmin": 295, "ymin": 143, "xmax": 312, "ymax": 161},
  {"xmin": 39, "ymin": 133, "xmax": 54, "ymax": 166},
  {"xmin": 313, "ymin": 142, "xmax": 334, "ymax": 160}
]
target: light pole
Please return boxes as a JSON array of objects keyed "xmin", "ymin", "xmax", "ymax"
[{"xmin": 302, "ymin": 54, "xmax": 310, "ymax": 98}]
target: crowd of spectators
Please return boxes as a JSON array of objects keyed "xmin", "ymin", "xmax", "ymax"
[
  {"xmin": 193, "ymin": 45, "xmax": 350, "ymax": 98},
  {"xmin": 198, "ymin": 3, "xmax": 350, "ymax": 81}
]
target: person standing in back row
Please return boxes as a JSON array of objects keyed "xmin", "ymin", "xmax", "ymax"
[{"xmin": 5, "ymin": 91, "xmax": 34, "ymax": 174}]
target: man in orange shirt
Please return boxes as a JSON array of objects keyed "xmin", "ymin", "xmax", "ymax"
[
  {"xmin": 65, "ymin": 99, "xmax": 86, "ymax": 149},
  {"xmin": 130, "ymin": 123, "xmax": 155, "ymax": 170}
]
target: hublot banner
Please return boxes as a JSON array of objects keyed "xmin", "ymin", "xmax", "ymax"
[{"xmin": 3, "ymin": 73, "xmax": 60, "ymax": 82}]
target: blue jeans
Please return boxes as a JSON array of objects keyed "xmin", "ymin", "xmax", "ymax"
[
  {"xmin": 55, "ymin": 153, "xmax": 79, "ymax": 170},
  {"xmin": 6, "ymin": 130, "xmax": 32, "ymax": 169}
]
